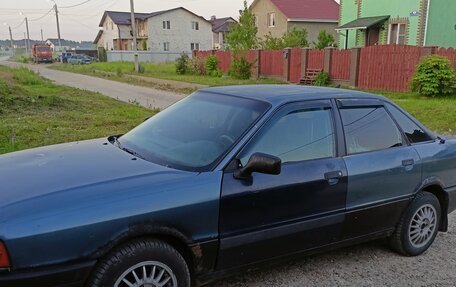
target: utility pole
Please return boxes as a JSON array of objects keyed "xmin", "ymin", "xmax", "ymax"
[
  {"xmin": 54, "ymin": 4, "xmax": 62, "ymax": 50},
  {"xmin": 24, "ymin": 32, "xmax": 28, "ymax": 55},
  {"xmin": 3, "ymin": 23, "xmax": 14, "ymax": 57},
  {"xmin": 41, "ymin": 28, "xmax": 44, "ymax": 42},
  {"xmin": 9, "ymin": 26, "xmax": 14, "ymax": 57},
  {"xmin": 25, "ymin": 17, "xmax": 30, "ymax": 55},
  {"xmin": 48, "ymin": 0, "xmax": 62, "ymax": 51},
  {"xmin": 130, "ymin": 0, "xmax": 139, "ymax": 72}
]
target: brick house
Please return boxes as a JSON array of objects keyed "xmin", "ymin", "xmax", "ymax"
[
  {"xmin": 338, "ymin": 0, "xmax": 456, "ymax": 49},
  {"xmin": 250, "ymin": 0, "xmax": 340, "ymax": 44}
]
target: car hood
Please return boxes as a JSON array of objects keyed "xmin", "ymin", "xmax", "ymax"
[{"xmin": 0, "ymin": 138, "xmax": 196, "ymax": 208}]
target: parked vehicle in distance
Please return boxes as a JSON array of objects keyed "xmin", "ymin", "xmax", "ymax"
[
  {"xmin": 1, "ymin": 85, "xmax": 456, "ymax": 287},
  {"xmin": 67, "ymin": 54, "xmax": 92, "ymax": 65},
  {"xmin": 31, "ymin": 44, "xmax": 53, "ymax": 63},
  {"xmin": 60, "ymin": 52, "xmax": 73, "ymax": 63}
]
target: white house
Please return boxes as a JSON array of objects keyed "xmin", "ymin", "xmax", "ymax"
[
  {"xmin": 146, "ymin": 7, "xmax": 212, "ymax": 53},
  {"xmin": 94, "ymin": 7, "xmax": 212, "ymax": 53}
]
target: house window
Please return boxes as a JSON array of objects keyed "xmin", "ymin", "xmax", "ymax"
[
  {"xmin": 110, "ymin": 21, "xmax": 113, "ymax": 30},
  {"xmin": 192, "ymin": 21, "xmax": 200, "ymax": 30},
  {"xmin": 268, "ymin": 13, "xmax": 276, "ymax": 27},
  {"xmin": 163, "ymin": 20, "xmax": 170, "ymax": 30},
  {"xmin": 164, "ymin": 42, "xmax": 170, "ymax": 51},
  {"xmin": 191, "ymin": 43, "xmax": 200, "ymax": 51},
  {"xmin": 388, "ymin": 23, "xmax": 407, "ymax": 45}
]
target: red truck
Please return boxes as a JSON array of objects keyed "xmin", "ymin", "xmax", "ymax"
[{"xmin": 32, "ymin": 44, "xmax": 53, "ymax": 64}]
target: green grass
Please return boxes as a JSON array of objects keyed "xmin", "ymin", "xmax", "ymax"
[
  {"xmin": 50, "ymin": 61, "xmax": 285, "ymax": 90},
  {"xmin": 370, "ymin": 90, "xmax": 456, "ymax": 135},
  {"xmin": 0, "ymin": 66, "xmax": 155, "ymax": 155}
]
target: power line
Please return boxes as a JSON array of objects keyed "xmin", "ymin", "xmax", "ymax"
[
  {"xmin": 60, "ymin": 0, "xmax": 93, "ymax": 9},
  {"xmin": 29, "ymin": 7, "xmax": 54, "ymax": 22},
  {"xmin": 11, "ymin": 19, "xmax": 25, "ymax": 30}
]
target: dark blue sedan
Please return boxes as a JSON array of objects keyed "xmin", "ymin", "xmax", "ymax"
[{"xmin": 1, "ymin": 85, "xmax": 456, "ymax": 287}]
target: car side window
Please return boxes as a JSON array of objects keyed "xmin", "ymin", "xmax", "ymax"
[
  {"xmin": 239, "ymin": 106, "xmax": 335, "ymax": 166},
  {"xmin": 386, "ymin": 103, "xmax": 433, "ymax": 143},
  {"xmin": 340, "ymin": 107, "xmax": 403, "ymax": 155}
]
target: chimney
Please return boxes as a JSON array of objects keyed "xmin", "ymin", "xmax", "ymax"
[{"xmin": 211, "ymin": 15, "xmax": 216, "ymax": 21}]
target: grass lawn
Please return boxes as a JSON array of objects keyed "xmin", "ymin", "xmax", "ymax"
[
  {"xmin": 50, "ymin": 61, "xmax": 284, "ymax": 91},
  {"xmin": 372, "ymin": 90, "xmax": 456, "ymax": 136},
  {"xmin": 0, "ymin": 65, "xmax": 155, "ymax": 155}
]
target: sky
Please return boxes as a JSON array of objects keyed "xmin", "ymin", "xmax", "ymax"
[{"xmin": 0, "ymin": 0, "xmax": 339, "ymax": 42}]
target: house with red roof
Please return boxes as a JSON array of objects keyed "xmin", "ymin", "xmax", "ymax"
[{"xmin": 250, "ymin": 0, "xmax": 340, "ymax": 45}]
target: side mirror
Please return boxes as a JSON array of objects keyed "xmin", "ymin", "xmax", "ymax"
[{"xmin": 234, "ymin": 153, "xmax": 281, "ymax": 180}]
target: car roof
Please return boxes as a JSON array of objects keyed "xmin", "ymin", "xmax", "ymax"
[{"xmin": 199, "ymin": 85, "xmax": 388, "ymax": 106}]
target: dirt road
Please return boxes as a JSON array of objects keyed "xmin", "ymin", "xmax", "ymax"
[
  {"xmin": 208, "ymin": 212, "xmax": 456, "ymax": 287},
  {"xmin": 0, "ymin": 60, "xmax": 186, "ymax": 110}
]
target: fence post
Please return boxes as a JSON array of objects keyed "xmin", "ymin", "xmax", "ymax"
[
  {"xmin": 324, "ymin": 47, "xmax": 334, "ymax": 75},
  {"xmin": 283, "ymin": 48, "xmax": 292, "ymax": 82},
  {"xmin": 252, "ymin": 49, "xmax": 261, "ymax": 79},
  {"xmin": 349, "ymin": 47, "xmax": 361, "ymax": 88},
  {"xmin": 300, "ymin": 48, "xmax": 310, "ymax": 81}
]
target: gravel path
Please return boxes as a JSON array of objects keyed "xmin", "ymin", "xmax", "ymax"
[
  {"xmin": 0, "ymin": 60, "xmax": 186, "ymax": 110},
  {"xmin": 208, "ymin": 213, "xmax": 456, "ymax": 287}
]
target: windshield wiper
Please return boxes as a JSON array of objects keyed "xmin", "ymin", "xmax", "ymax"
[{"xmin": 113, "ymin": 136, "xmax": 145, "ymax": 160}]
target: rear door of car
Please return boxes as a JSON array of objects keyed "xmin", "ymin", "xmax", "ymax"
[
  {"xmin": 217, "ymin": 100, "xmax": 348, "ymax": 270},
  {"xmin": 337, "ymin": 99, "xmax": 422, "ymax": 239}
]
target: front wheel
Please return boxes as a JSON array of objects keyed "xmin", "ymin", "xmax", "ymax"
[
  {"xmin": 87, "ymin": 239, "xmax": 191, "ymax": 287},
  {"xmin": 390, "ymin": 192, "xmax": 441, "ymax": 256}
]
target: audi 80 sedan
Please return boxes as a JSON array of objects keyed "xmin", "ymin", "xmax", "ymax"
[{"xmin": 1, "ymin": 85, "xmax": 455, "ymax": 287}]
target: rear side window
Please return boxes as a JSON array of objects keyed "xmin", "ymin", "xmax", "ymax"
[
  {"xmin": 386, "ymin": 103, "xmax": 432, "ymax": 143},
  {"xmin": 340, "ymin": 107, "xmax": 403, "ymax": 154}
]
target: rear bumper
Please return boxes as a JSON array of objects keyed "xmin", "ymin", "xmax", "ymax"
[{"xmin": 0, "ymin": 260, "xmax": 96, "ymax": 287}]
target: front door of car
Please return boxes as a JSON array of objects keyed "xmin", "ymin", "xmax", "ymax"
[
  {"xmin": 217, "ymin": 100, "xmax": 348, "ymax": 270},
  {"xmin": 337, "ymin": 100, "xmax": 422, "ymax": 239}
]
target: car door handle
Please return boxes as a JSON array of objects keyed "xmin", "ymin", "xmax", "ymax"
[
  {"xmin": 324, "ymin": 171, "xmax": 343, "ymax": 185},
  {"xmin": 402, "ymin": 159, "xmax": 415, "ymax": 167}
]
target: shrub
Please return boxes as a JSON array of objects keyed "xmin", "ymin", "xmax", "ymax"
[
  {"xmin": 314, "ymin": 71, "xmax": 330, "ymax": 86},
  {"xmin": 175, "ymin": 54, "xmax": 190, "ymax": 75},
  {"xmin": 189, "ymin": 57, "xmax": 207, "ymax": 75},
  {"xmin": 205, "ymin": 55, "xmax": 223, "ymax": 78},
  {"xmin": 412, "ymin": 55, "xmax": 456, "ymax": 97},
  {"xmin": 98, "ymin": 47, "xmax": 107, "ymax": 62},
  {"xmin": 229, "ymin": 56, "xmax": 252, "ymax": 80}
]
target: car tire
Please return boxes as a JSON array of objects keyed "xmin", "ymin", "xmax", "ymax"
[
  {"xmin": 389, "ymin": 192, "xmax": 441, "ymax": 256},
  {"xmin": 87, "ymin": 239, "xmax": 191, "ymax": 287}
]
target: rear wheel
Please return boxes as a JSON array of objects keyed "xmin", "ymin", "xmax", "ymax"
[
  {"xmin": 390, "ymin": 192, "xmax": 441, "ymax": 256},
  {"xmin": 87, "ymin": 239, "xmax": 191, "ymax": 287}
]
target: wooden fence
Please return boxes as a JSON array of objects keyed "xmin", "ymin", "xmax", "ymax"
[{"xmin": 194, "ymin": 45, "xmax": 456, "ymax": 92}]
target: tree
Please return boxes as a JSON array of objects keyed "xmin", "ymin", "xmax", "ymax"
[
  {"xmin": 226, "ymin": 0, "xmax": 258, "ymax": 51},
  {"xmin": 283, "ymin": 27, "xmax": 308, "ymax": 48},
  {"xmin": 259, "ymin": 28, "xmax": 309, "ymax": 50},
  {"xmin": 314, "ymin": 30, "xmax": 336, "ymax": 50}
]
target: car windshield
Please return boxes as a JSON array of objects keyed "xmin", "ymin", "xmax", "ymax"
[
  {"xmin": 117, "ymin": 92, "xmax": 270, "ymax": 171},
  {"xmin": 37, "ymin": 47, "xmax": 49, "ymax": 52}
]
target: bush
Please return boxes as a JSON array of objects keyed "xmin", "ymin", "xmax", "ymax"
[
  {"xmin": 314, "ymin": 71, "xmax": 330, "ymax": 86},
  {"xmin": 175, "ymin": 54, "xmax": 190, "ymax": 75},
  {"xmin": 98, "ymin": 47, "xmax": 107, "ymax": 62},
  {"xmin": 205, "ymin": 55, "xmax": 223, "ymax": 78},
  {"xmin": 412, "ymin": 55, "xmax": 456, "ymax": 97},
  {"xmin": 189, "ymin": 57, "xmax": 207, "ymax": 75},
  {"xmin": 229, "ymin": 56, "xmax": 252, "ymax": 80}
]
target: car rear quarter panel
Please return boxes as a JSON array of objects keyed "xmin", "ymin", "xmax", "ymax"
[
  {"xmin": 0, "ymin": 172, "xmax": 222, "ymax": 270},
  {"xmin": 413, "ymin": 139, "xmax": 456, "ymax": 190}
]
